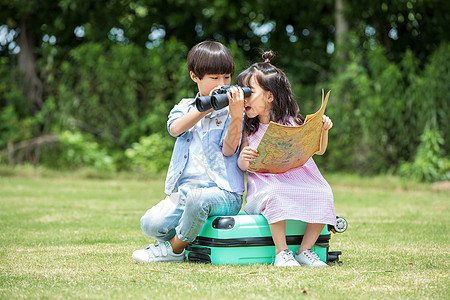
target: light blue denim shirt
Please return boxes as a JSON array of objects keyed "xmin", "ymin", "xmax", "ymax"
[{"xmin": 164, "ymin": 98, "xmax": 245, "ymax": 195}]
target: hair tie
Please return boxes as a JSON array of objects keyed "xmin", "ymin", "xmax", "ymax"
[{"xmin": 264, "ymin": 58, "xmax": 270, "ymax": 63}]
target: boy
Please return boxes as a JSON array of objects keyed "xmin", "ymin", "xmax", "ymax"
[{"xmin": 132, "ymin": 41, "xmax": 245, "ymax": 262}]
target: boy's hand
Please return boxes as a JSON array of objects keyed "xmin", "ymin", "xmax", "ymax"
[
  {"xmin": 240, "ymin": 146, "xmax": 259, "ymax": 162},
  {"xmin": 322, "ymin": 115, "xmax": 333, "ymax": 131},
  {"xmin": 209, "ymin": 85, "xmax": 222, "ymax": 95},
  {"xmin": 227, "ymin": 86, "xmax": 245, "ymax": 119}
]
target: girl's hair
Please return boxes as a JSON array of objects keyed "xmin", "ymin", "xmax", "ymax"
[
  {"xmin": 187, "ymin": 41, "xmax": 235, "ymax": 79},
  {"xmin": 236, "ymin": 50, "xmax": 304, "ymax": 135}
]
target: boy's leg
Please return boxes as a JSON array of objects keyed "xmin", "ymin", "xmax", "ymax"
[
  {"xmin": 175, "ymin": 186, "xmax": 242, "ymax": 245},
  {"xmin": 140, "ymin": 193, "xmax": 184, "ymax": 242},
  {"xmin": 169, "ymin": 234, "xmax": 188, "ymax": 254},
  {"xmin": 132, "ymin": 194, "xmax": 187, "ymax": 263},
  {"xmin": 133, "ymin": 186, "xmax": 241, "ymax": 263},
  {"xmin": 169, "ymin": 185, "xmax": 241, "ymax": 253}
]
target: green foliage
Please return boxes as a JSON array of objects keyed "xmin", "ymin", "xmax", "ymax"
[
  {"xmin": 398, "ymin": 129, "xmax": 450, "ymax": 182},
  {"xmin": 49, "ymin": 131, "xmax": 115, "ymax": 172},
  {"xmin": 324, "ymin": 57, "xmax": 369, "ymax": 172},
  {"xmin": 415, "ymin": 42, "xmax": 450, "ymax": 155},
  {"xmin": 0, "ymin": 105, "xmax": 33, "ymax": 149},
  {"xmin": 56, "ymin": 42, "xmax": 152, "ymax": 143},
  {"xmin": 52, "ymin": 38, "xmax": 191, "ymax": 147},
  {"xmin": 125, "ymin": 133, "xmax": 174, "ymax": 174},
  {"xmin": 0, "ymin": 57, "xmax": 34, "ymax": 149},
  {"xmin": 322, "ymin": 42, "xmax": 449, "ymax": 180},
  {"xmin": 1, "ymin": 1, "xmax": 449, "ymax": 182},
  {"xmin": 343, "ymin": 0, "xmax": 449, "ymax": 65}
]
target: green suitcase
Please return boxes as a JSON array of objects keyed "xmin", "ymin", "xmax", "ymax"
[{"xmin": 186, "ymin": 213, "xmax": 345, "ymax": 265}]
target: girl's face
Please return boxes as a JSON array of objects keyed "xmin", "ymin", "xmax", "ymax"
[
  {"xmin": 190, "ymin": 72, "xmax": 232, "ymax": 97},
  {"xmin": 244, "ymin": 75, "xmax": 273, "ymax": 123}
]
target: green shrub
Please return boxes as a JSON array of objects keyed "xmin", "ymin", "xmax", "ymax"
[
  {"xmin": 321, "ymin": 42, "xmax": 449, "ymax": 182},
  {"xmin": 398, "ymin": 128, "xmax": 450, "ymax": 182},
  {"xmin": 125, "ymin": 133, "xmax": 174, "ymax": 174},
  {"xmin": 52, "ymin": 131, "xmax": 116, "ymax": 172}
]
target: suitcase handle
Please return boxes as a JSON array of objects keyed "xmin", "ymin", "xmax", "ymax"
[
  {"xmin": 212, "ymin": 217, "xmax": 236, "ymax": 229},
  {"xmin": 190, "ymin": 234, "xmax": 330, "ymax": 248},
  {"xmin": 187, "ymin": 252, "xmax": 211, "ymax": 264}
]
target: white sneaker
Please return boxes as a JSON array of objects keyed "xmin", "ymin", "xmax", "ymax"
[
  {"xmin": 132, "ymin": 241, "xmax": 185, "ymax": 263},
  {"xmin": 295, "ymin": 249, "xmax": 328, "ymax": 267},
  {"xmin": 274, "ymin": 249, "xmax": 301, "ymax": 267}
]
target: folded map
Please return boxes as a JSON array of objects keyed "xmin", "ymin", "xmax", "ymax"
[{"xmin": 248, "ymin": 90, "xmax": 330, "ymax": 174}]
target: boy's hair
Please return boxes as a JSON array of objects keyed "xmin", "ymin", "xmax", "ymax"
[
  {"xmin": 236, "ymin": 50, "xmax": 304, "ymax": 135},
  {"xmin": 187, "ymin": 41, "xmax": 235, "ymax": 79}
]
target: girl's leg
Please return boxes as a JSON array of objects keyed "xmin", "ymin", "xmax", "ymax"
[
  {"xmin": 295, "ymin": 223, "xmax": 328, "ymax": 267},
  {"xmin": 269, "ymin": 221, "xmax": 288, "ymax": 255},
  {"xmin": 270, "ymin": 221, "xmax": 300, "ymax": 267},
  {"xmin": 298, "ymin": 223, "xmax": 325, "ymax": 253}
]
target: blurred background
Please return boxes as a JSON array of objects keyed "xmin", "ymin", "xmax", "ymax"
[{"xmin": 0, "ymin": 0, "xmax": 448, "ymax": 182}]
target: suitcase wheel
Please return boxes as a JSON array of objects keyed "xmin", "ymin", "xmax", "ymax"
[
  {"xmin": 333, "ymin": 217, "xmax": 348, "ymax": 233},
  {"xmin": 327, "ymin": 251, "xmax": 343, "ymax": 264}
]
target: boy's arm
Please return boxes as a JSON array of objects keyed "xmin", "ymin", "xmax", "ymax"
[
  {"xmin": 237, "ymin": 132, "xmax": 250, "ymax": 171},
  {"xmin": 315, "ymin": 115, "xmax": 332, "ymax": 155},
  {"xmin": 222, "ymin": 87, "xmax": 245, "ymax": 156},
  {"xmin": 169, "ymin": 108, "xmax": 212, "ymax": 137},
  {"xmin": 169, "ymin": 85, "xmax": 226, "ymax": 137},
  {"xmin": 222, "ymin": 115, "xmax": 243, "ymax": 156}
]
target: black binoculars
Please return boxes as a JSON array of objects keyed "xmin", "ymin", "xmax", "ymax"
[{"xmin": 195, "ymin": 85, "xmax": 252, "ymax": 112}]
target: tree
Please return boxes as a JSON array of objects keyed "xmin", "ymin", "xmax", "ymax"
[
  {"xmin": 334, "ymin": 0, "xmax": 349, "ymax": 64},
  {"xmin": 341, "ymin": 0, "xmax": 450, "ymax": 64}
]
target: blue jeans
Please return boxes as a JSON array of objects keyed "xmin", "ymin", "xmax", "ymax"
[{"xmin": 140, "ymin": 185, "xmax": 242, "ymax": 243}]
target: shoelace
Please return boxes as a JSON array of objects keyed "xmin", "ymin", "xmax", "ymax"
[
  {"xmin": 303, "ymin": 249, "xmax": 320, "ymax": 262},
  {"xmin": 281, "ymin": 250, "xmax": 296, "ymax": 263}
]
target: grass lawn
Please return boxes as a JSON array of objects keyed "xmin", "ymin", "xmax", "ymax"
[{"xmin": 0, "ymin": 168, "xmax": 448, "ymax": 299}]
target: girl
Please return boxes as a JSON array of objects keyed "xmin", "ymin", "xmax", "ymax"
[{"xmin": 236, "ymin": 51, "xmax": 336, "ymax": 267}]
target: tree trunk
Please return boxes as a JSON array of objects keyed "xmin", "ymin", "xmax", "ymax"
[
  {"xmin": 335, "ymin": 0, "xmax": 349, "ymax": 64},
  {"xmin": 18, "ymin": 17, "xmax": 43, "ymax": 112}
]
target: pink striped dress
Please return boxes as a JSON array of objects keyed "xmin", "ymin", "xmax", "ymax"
[{"xmin": 243, "ymin": 122, "xmax": 336, "ymax": 226}]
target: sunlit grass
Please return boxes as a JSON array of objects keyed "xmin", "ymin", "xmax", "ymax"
[{"xmin": 0, "ymin": 169, "xmax": 448, "ymax": 299}]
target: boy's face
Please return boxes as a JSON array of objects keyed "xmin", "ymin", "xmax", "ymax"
[{"xmin": 190, "ymin": 72, "xmax": 232, "ymax": 97}]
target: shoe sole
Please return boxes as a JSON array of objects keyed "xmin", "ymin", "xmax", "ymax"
[
  {"xmin": 297, "ymin": 262, "xmax": 328, "ymax": 267},
  {"xmin": 132, "ymin": 253, "xmax": 185, "ymax": 263}
]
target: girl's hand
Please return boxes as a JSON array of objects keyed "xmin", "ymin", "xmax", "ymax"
[
  {"xmin": 322, "ymin": 115, "xmax": 333, "ymax": 131},
  {"xmin": 240, "ymin": 146, "xmax": 259, "ymax": 161},
  {"xmin": 227, "ymin": 86, "xmax": 245, "ymax": 119}
]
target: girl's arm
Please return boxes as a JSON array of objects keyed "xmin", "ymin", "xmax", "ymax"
[
  {"xmin": 238, "ymin": 132, "xmax": 259, "ymax": 171},
  {"xmin": 315, "ymin": 115, "xmax": 333, "ymax": 155}
]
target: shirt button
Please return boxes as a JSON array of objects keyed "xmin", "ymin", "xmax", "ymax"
[
  {"xmin": 179, "ymin": 171, "xmax": 182, "ymax": 174},
  {"xmin": 186, "ymin": 139, "xmax": 190, "ymax": 142},
  {"xmin": 184, "ymin": 155, "xmax": 187, "ymax": 158}
]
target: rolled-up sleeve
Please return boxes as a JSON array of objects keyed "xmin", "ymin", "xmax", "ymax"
[{"xmin": 167, "ymin": 98, "xmax": 195, "ymax": 137}]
